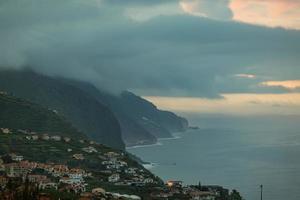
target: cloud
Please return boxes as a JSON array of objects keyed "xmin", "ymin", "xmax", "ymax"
[
  {"xmin": 0, "ymin": 0, "xmax": 299, "ymax": 98},
  {"xmin": 144, "ymin": 93, "xmax": 300, "ymax": 115},
  {"xmin": 260, "ymin": 80, "xmax": 300, "ymax": 90},
  {"xmin": 125, "ymin": 2, "xmax": 183, "ymax": 22},
  {"xmin": 180, "ymin": 0, "xmax": 233, "ymax": 20},
  {"xmin": 229, "ymin": 0, "xmax": 300, "ymax": 30},
  {"xmin": 235, "ymin": 74, "xmax": 256, "ymax": 79}
]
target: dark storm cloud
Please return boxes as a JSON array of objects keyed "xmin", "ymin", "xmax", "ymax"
[{"xmin": 0, "ymin": 0, "xmax": 299, "ymax": 97}]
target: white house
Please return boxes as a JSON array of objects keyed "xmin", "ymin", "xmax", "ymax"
[
  {"xmin": 51, "ymin": 135, "xmax": 61, "ymax": 141},
  {"xmin": 31, "ymin": 135, "xmax": 39, "ymax": 140},
  {"xmin": 10, "ymin": 154, "xmax": 24, "ymax": 162},
  {"xmin": 73, "ymin": 154, "xmax": 84, "ymax": 160},
  {"xmin": 41, "ymin": 134, "xmax": 50, "ymax": 140},
  {"xmin": 108, "ymin": 173, "xmax": 120, "ymax": 183},
  {"xmin": 64, "ymin": 137, "xmax": 71, "ymax": 142},
  {"xmin": 143, "ymin": 178, "xmax": 154, "ymax": 184},
  {"xmin": 82, "ymin": 146, "xmax": 98, "ymax": 153},
  {"xmin": 0, "ymin": 128, "xmax": 11, "ymax": 134}
]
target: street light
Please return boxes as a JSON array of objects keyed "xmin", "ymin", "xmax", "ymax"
[{"xmin": 260, "ymin": 185, "xmax": 263, "ymax": 200}]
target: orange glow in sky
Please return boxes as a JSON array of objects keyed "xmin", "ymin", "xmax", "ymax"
[
  {"xmin": 229, "ymin": 0, "xmax": 300, "ymax": 30},
  {"xmin": 144, "ymin": 93, "xmax": 300, "ymax": 115},
  {"xmin": 261, "ymin": 80, "xmax": 300, "ymax": 90},
  {"xmin": 179, "ymin": 0, "xmax": 300, "ymax": 30}
]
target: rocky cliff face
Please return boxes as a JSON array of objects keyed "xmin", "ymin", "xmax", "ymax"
[
  {"xmin": 64, "ymin": 80, "xmax": 189, "ymax": 146},
  {"xmin": 0, "ymin": 70, "xmax": 188, "ymax": 147}
]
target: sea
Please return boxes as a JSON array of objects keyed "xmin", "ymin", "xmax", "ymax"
[{"xmin": 127, "ymin": 115, "xmax": 300, "ymax": 200}]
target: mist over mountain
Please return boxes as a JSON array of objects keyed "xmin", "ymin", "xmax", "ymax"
[
  {"xmin": 0, "ymin": 69, "xmax": 188, "ymax": 147},
  {"xmin": 65, "ymin": 80, "xmax": 188, "ymax": 146}
]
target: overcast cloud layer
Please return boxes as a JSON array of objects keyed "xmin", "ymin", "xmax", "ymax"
[{"xmin": 0, "ymin": 0, "xmax": 300, "ymax": 97}]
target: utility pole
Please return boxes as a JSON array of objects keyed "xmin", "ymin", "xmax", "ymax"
[{"xmin": 260, "ymin": 184, "xmax": 263, "ymax": 200}]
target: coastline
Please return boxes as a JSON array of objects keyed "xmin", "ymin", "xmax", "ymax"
[
  {"xmin": 142, "ymin": 162, "xmax": 157, "ymax": 170},
  {"xmin": 126, "ymin": 141, "xmax": 163, "ymax": 150},
  {"xmin": 126, "ymin": 131, "xmax": 184, "ymax": 150}
]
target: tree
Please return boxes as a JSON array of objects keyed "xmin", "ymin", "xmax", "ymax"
[{"xmin": 229, "ymin": 189, "xmax": 243, "ymax": 200}]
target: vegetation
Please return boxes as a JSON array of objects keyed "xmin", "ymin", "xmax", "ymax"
[
  {"xmin": 0, "ymin": 70, "xmax": 124, "ymax": 149},
  {"xmin": 0, "ymin": 93, "xmax": 86, "ymax": 139}
]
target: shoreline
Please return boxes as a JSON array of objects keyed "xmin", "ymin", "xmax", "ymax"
[
  {"xmin": 126, "ymin": 141, "xmax": 163, "ymax": 150},
  {"xmin": 142, "ymin": 162, "xmax": 157, "ymax": 170},
  {"xmin": 126, "ymin": 132, "xmax": 184, "ymax": 150}
]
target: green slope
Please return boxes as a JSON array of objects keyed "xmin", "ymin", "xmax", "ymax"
[
  {"xmin": 0, "ymin": 70, "xmax": 124, "ymax": 149},
  {"xmin": 0, "ymin": 92, "xmax": 85, "ymax": 139},
  {"xmin": 0, "ymin": 93, "xmax": 161, "ymax": 192}
]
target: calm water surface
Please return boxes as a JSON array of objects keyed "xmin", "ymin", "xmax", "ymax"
[{"xmin": 128, "ymin": 115, "xmax": 300, "ymax": 200}]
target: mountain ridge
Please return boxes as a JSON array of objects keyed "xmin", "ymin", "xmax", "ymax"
[
  {"xmin": 63, "ymin": 78, "xmax": 188, "ymax": 146},
  {"xmin": 0, "ymin": 69, "xmax": 188, "ymax": 148},
  {"xmin": 0, "ymin": 70, "xmax": 124, "ymax": 149}
]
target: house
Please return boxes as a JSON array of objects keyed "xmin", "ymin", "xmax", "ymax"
[
  {"xmin": 19, "ymin": 160, "xmax": 38, "ymax": 170},
  {"xmin": 5, "ymin": 163, "xmax": 26, "ymax": 177},
  {"xmin": 108, "ymin": 173, "xmax": 120, "ymax": 182},
  {"xmin": 73, "ymin": 154, "xmax": 84, "ymax": 160},
  {"xmin": 82, "ymin": 146, "xmax": 98, "ymax": 153},
  {"xmin": 105, "ymin": 151, "xmax": 119, "ymax": 158},
  {"xmin": 41, "ymin": 134, "xmax": 50, "ymax": 140},
  {"xmin": 89, "ymin": 141, "xmax": 95, "ymax": 145},
  {"xmin": 125, "ymin": 168, "xmax": 137, "ymax": 174},
  {"xmin": 68, "ymin": 169, "xmax": 85, "ymax": 180},
  {"xmin": 118, "ymin": 161, "xmax": 127, "ymax": 167},
  {"xmin": 31, "ymin": 135, "xmax": 39, "ymax": 140},
  {"xmin": 79, "ymin": 193, "xmax": 93, "ymax": 200},
  {"xmin": 52, "ymin": 165, "xmax": 69, "ymax": 174},
  {"xmin": 51, "ymin": 135, "xmax": 61, "ymax": 141},
  {"xmin": 28, "ymin": 174, "xmax": 48, "ymax": 183},
  {"xmin": 166, "ymin": 180, "xmax": 183, "ymax": 188},
  {"xmin": 0, "ymin": 128, "xmax": 11, "ymax": 134},
  {"xmin": 143, "ymin": 178, "xmax": 154, "ymax": 184},
  {"xmin": 60, "ymin": 177, "xmax": 86, "ymax": 193},
  {"xmin": 64, "ymin": 137, "xmax": 71, "ymax": 142},
  {"xmin": 39, "ymin": 182, "xmax": 58, "ymax": 190},
  {"xmin": 26, "ymin": 135, "xmax": 39, "ymax": 140},
  {"xmin": 10, "ymin": 153, "xmax": 24, "ymax": 162},
  {"xmin": 189, "ymin": 191, "xmax": 216, "ymax": 200},
  {"xmin": 60, "ymin": 176, "xmax": 82, "ymax": 184},
  {"xmin": 92, "ymin": 187, "xmax": 106, "ymax": 196},
  {"xmin": 109, "ymin": 192, "xmax": 141, "ymax": 200}
]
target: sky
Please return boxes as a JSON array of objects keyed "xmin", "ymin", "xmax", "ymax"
[{"xmin": 0, "ymin": 0, "xmax": 300, "ymax": 115}]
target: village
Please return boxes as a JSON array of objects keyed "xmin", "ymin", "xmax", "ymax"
[{"xmin": 0, "ymin": 128, "xmax": 240, "ymax": 200}]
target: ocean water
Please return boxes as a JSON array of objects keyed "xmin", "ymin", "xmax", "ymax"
[{"xmin": 128, "ymin": 115, "xmax": 300, "ymax": 200}]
